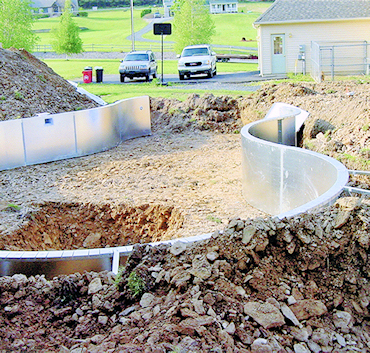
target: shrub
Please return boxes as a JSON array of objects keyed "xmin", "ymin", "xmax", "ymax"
[
  {"xmin": 141, "ymin": 8, "xmax": 152, "ymax": 17},
  {"xmin": 77, "ymin": 11, "xmax": 88, "ymax": 17}
]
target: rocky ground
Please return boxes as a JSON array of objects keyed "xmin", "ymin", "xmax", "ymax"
[{"xmin": 0, "ymin": 48, "xmax": 370, "ymax": 352}]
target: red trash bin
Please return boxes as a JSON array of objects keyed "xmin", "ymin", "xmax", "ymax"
[{"xmin": 82, "ymin": 69, "xmax": 92, "ymax": 83}]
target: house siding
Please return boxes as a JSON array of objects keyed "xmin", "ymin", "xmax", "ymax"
[{"xmin": 257, "ymin": 19, "xmax": 370, "ymax": 76}]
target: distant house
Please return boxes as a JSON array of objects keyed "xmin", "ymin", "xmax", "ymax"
[
  {"xmin": 30, "ymin": 0, "xmax": 79, "ymax": 15},
  {"xmin": 254, "ymin": 0, "xmax": 370, "ymax": 79},
  {"xmin": 163, "ymin": 0, "xmax": 237, "ymax": 17},
  {"xmin": 163, "ymin": 0, "xmax": 174, "ymax": 18},
  {"xmin": 208, "ymin": 0, "xmax": 238, "ymax": 14}
]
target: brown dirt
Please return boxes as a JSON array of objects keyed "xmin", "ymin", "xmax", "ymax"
[
  {"xmin": 0, "ymin": 47, "xmax": 99, "ymax": 120},
  {"xmin": 0, "ymin": 48, "xmax": 370, "ymax": 351}
]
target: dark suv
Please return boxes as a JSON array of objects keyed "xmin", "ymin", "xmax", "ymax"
[{"xmin": 119, "ymin": 50, "xmax": 157, "ymax": 82}]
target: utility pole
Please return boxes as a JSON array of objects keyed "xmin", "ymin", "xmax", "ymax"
[{"xmin": 130, "ymin": 0, "xmax": 135, "ymax": 51}]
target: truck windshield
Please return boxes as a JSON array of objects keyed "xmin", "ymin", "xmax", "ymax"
[
  {"xmin": 182, "ymin": 48, "xmax": 209, "ymax": 57},
  {"xmin": 125, "ymin": 54, "xmax": 149, "ymax": 61}
]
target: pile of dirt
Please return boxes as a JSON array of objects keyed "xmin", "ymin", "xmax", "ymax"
[
  {"xmin": 1, "ymin": 197, "xmax": 369, "ymax": 352},
  {"xmin": 0, "ymin": 48, "xmax": 99, "ymax": 120},
  {"xmin": 151, "ymin": 94, "xmax": 244, "ymax": 134}
]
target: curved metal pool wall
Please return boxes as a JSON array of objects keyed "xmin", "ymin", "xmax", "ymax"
[
  {"xmin": 0, "ymin": 233, "xmax": 213, "ymax": 279},
  {"xmin": 241, "ymin": 102, "xmax": 349, "ymax": 218},
  {"xmin": 0, "ymin": 96, "xmax": 151, "ymax": 171}
]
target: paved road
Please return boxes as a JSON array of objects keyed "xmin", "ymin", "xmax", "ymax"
[{"xmin": 75, "ymin": 71, "xmax": 286, "ymax": 91}]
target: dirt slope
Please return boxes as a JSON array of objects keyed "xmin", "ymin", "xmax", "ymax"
[{"xmin": 0, "ymin": 47, "xmax": 99, "ymax": 120}]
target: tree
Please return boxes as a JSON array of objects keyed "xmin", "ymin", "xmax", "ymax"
[
  {"xmin": 0, "ymin": 0, "xmax": 37, "ymax": 51},
  {"xmin": 172, "ymin": 0, "xmax": 215, "ymax": 54},
  {"xmin": 52, "ymin": 0, "xmax": 83, "ymax": 56}
]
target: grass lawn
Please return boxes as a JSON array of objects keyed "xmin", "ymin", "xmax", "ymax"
[
  {"xmin": 44, "ymin": 59, "xmax": 258, "ymax": 80},
  {"xmin": 33, "ymin": 8, "xmax": 147, "ymax": 47},
  {"xmin": 80, "ymin": 82, "xmax": 252, "ymax": 103},
  {"xmin": 33, "ymin": 2, "xmax": 272, "ymax": 50}
]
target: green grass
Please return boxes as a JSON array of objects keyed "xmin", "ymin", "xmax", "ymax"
[
  {"xmin": 44, "ymin": 58, "xmax": 258, "ymax": 80},
  {"xmin": 33, "ymin": 2, "xmax": 272, "ymax": 50},
  {"xmin": 45, "ymin": 59, "xmax": 122, "ymax": 79},
  {"xmin": 80, "ymin": 81, "xmax": 251, "ymax": 103},
  {"xmin": 33, "ymin": 8, "xmax": 148, "ymax": 47}
]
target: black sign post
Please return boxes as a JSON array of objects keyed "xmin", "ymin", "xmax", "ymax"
[{"xmin": 153, "ymin": 23, "xmax": 172, "ymax": 85}]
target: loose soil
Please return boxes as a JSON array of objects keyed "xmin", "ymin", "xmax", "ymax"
[{"xmin": 0, "ymin": 48, "xmax": 370, "ymax": 352}]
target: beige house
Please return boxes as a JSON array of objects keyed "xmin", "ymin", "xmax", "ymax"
[
  {"xmin": 254, "ymin": 0, "xmax": 370, "ymax": 78},
  {"xmin": 208, "ymin": 0, "xmax": 238, "ymax": 14}
]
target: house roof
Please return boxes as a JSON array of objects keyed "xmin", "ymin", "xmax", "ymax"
[
  {"xmin": 30, "ymin": 0, "xmax": 79, "ymax": 8},
  {"xmin": 254, "ymin": 0, "xmax": 370, "ymax": 25},
  {"xmin": 31, "ymin": 0, "xmax": 55, "ymax": 7}
]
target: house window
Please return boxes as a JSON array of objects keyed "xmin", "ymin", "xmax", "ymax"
[{"xmin": 273, "ymin": 36, "xmax": 283, "ymax": 55}]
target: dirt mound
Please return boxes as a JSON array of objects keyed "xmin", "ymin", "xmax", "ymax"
[
  {"xmin": 151, "ymin": 93, "xmax": 243, "ymax": 133},
  {"xmin": 0, "ymin": 202, "xmax": 184, "ymax": 251},
  {"xmin": 1, "ymin": 197, "xmax": 369, "ymax": 352},
  {"xmin": 0, "ymin": 48, "xmax": 99, "ymax": 121}
]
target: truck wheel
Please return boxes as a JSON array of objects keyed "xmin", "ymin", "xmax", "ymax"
[
  {"xmin": 153, "ymin": 71, "xmax": 157, "ymax": 79},
  {"xmin": 179, "ymin": 73, "xmax": 185, "ymax": 80},
  {"xmin": 145, "ymin": 74, "xmax": 150, "ymax": 82},
  {"xmin": 207, "ymin": 70, "xmax": 212, "ymax": 78},
  {"xmin": 120, "ymin": 74, "xmax": 125, "ymax": 82}
]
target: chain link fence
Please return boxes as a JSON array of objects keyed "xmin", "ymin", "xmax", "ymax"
[{"xmin": 311, "ymin": 40, "xmax": 369, "ymax": 83}]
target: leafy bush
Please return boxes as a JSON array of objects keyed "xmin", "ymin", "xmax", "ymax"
[
  {"xmin": 77, "ymin": 11, "xmax": 88, "ymax": 17},
  {"xmin": 141, "ymin": 8, "xmax": 152, "ymax": 17}
]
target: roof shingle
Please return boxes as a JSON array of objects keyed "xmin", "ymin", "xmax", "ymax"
[{"xmin": 255, "ymin": 0, "xmax": 370, "ymax": 24}]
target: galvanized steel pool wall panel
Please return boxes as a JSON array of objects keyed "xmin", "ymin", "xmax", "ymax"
[
  {"xmin": 23, "ymin": 112, "xmax": 77, "ymax": 165},
  {"xmin": 75, "ymin": 105, "xmax": 121, "ymax": 155},
  {"xmin": 117, "ymin": 96, "xmax": 151, "ymax": 140},
  {"xmin": 0, "ymin": 119, "xmax": 25, "ymax": 170},
  {"xmin": 0, "ymin": 96, "xmax": 151, "ymax": 171},
  {"xmin": 1, "ymin": 101, "xmax": 350, "ymax": 278},
  {"xmin": 241, "ymin": 102, "xmax": 349, "ymax": 217}
]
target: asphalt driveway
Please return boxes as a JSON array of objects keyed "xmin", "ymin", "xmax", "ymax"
[{"xmin": 75, "ymin": 71, "xmax": 287, "ymax": 87}]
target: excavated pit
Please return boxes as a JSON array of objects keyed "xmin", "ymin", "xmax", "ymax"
[{"xmin": 0, "ymin": 202, "xmax": 184, "ymax": 252}]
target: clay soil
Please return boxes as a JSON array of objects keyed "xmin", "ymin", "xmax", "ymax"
[{"xmin": 0, "ymin": 48, "xmax": 370, "ymax": 352}]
